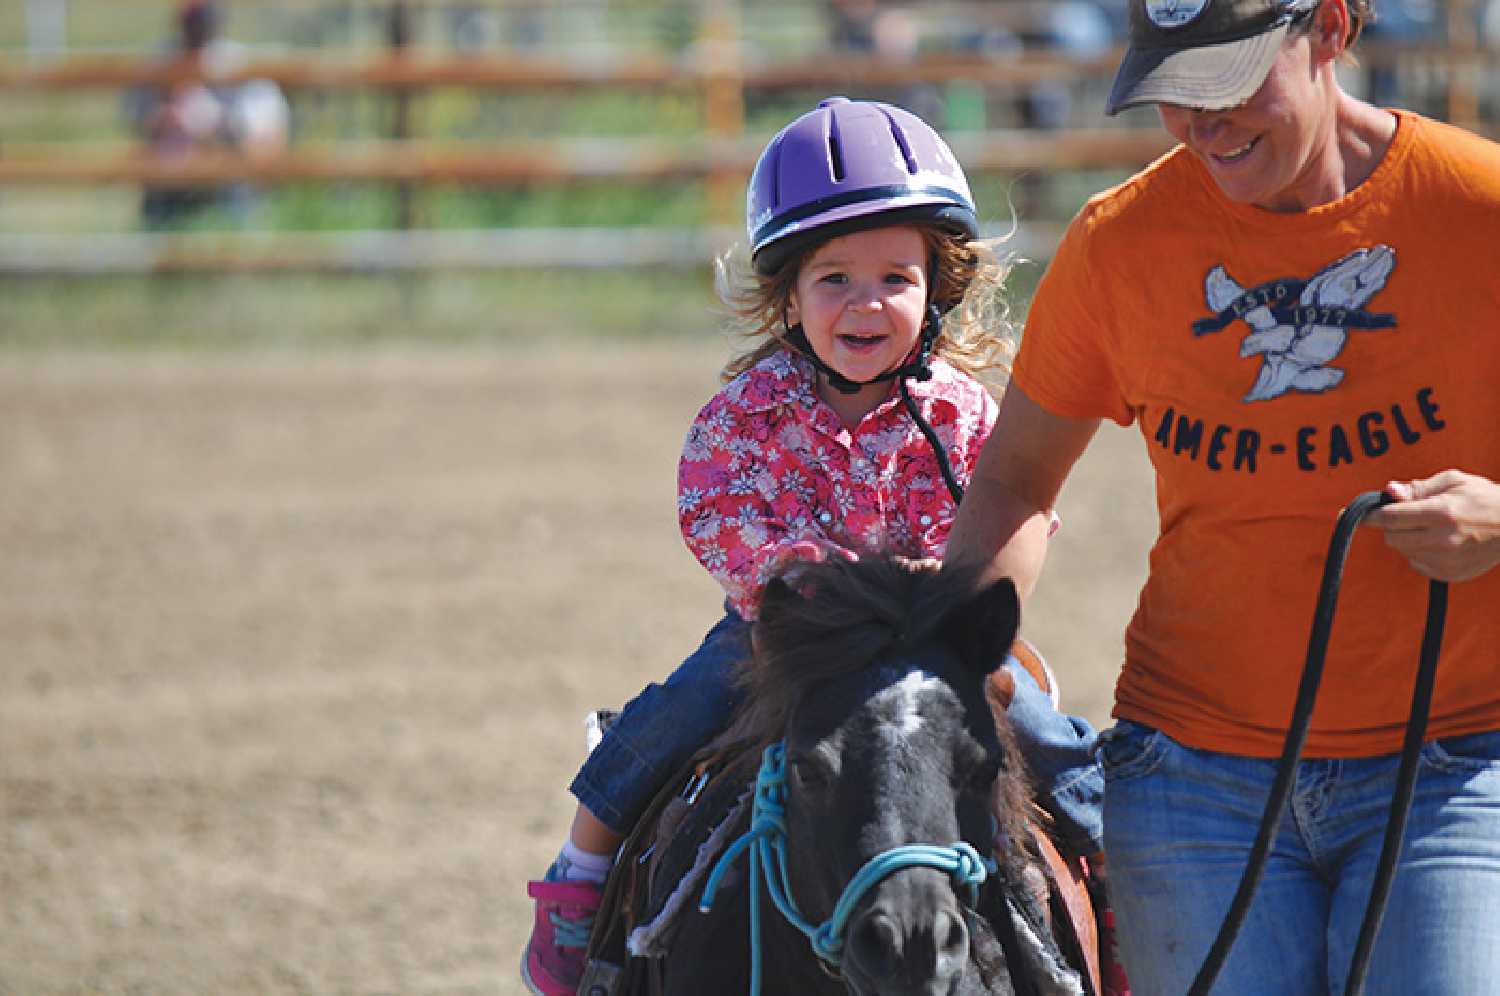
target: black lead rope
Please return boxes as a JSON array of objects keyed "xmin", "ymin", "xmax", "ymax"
[{"xmin": 1188, "ymin": 490, "xmax": 1449, "ymax": 996}]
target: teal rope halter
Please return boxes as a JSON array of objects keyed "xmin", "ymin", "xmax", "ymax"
[{"xmin": 699, "ymin": 741, "xmax": 996, "ymax": 996}]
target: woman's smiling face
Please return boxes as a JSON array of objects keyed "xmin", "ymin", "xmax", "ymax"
[
  {"xmin": 1157, "ymin": 29, "xmax": 1330, "ymax": 212},
  {"xmin": 787, "ymin": 225, "xmax": 930, "ymax": 399}
]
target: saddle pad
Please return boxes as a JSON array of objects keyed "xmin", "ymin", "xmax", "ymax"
[{"xmin": 625, "ymin": 745, "xmax": 761, "ymax": 959}]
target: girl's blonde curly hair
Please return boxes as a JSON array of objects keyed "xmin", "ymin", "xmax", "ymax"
[{"xmin": 714, "ymin": 223, "xmax": 1018, "ymax": 397}]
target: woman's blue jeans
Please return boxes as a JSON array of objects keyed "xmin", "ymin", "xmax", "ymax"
[{"xmin": 1100, "ymin": 720, "xmax": 1500, "ymax": 995}]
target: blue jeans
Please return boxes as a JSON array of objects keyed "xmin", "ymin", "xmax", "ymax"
[
  {"xmin": 572, "ymin": 608, "xmax": 1103, "ymax": 853},
  {"xmin": 571, "ymin": 610, "xmax": 752, "ymax": 833},
  {"xmin": 1100, "ymin": 720, "xmax": 1500, "ymax": 995},
  {"xmin": 1005, "ymin": 660, "xmax": 1104, "ymax": 856}
]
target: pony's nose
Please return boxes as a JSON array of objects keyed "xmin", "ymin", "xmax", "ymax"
[{"xmin": 846, "ymin": 893, "xmax": 970, "ymax": 992}]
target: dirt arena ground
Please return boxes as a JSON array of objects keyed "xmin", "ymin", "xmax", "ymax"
[{"xmin": 0, "ymin": 343, "xmax": 1155, "ymax": 994}]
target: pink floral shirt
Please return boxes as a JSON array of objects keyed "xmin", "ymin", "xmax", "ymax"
[{"xmin": 678, "ymin": 350, "xmax": 998, "ymax": 620}]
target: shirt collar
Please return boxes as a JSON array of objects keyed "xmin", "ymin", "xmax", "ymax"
[{"xmin": 735, "ymin": 349, "xmax": 964, "ymax": 416}]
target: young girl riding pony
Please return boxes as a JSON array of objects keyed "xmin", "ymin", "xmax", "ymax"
[{"xmin": 522, "ymin": 96, "xmax": 1105, "ymax": 996}]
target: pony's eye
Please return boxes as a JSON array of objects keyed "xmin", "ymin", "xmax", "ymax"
[
  {"xmin": 965, "ymin": 758, "xmax": 1002, "ymax": 794},
  {"xmin": 789, "ymin": 755, "xmax": 833, "ymax": 790}
]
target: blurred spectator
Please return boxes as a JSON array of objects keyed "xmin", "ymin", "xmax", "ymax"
[
  {"xmin": 124, "ymin": 1, "xmax": 290, "ymax": 229},
  {"xmin": 822, "ymin": 0, "xmax": 945, "ymax": 127},
  {"xmin": 952, "ymin": 1, "xmax": 1112, "ymax": 219},
  {"xmin": 827, "ymin": 0, "xmax": 881, "ymax": 50},
  {"xmin": 1486, "ymin": 0, "xmax": 1500, "ymax": 118},
  {"xmin": 1013, "ymin": 2, "xmax": 1111, "ymax": 130},
  {"xmin": 1361, "ymin": 0, "xmax": 1500, "ymax": 118},
  {"xmin": 445, "ymin": 3, "xmax": 503, "ymax": 51},
  {"xmin": 1361, "ymin": 0, "xmax": 1442, "ymax": 110}
]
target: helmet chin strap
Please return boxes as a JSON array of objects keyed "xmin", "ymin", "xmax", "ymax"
[
  {"xmin": 785, "ymin": 302, "xmax": 966, "ymax": 503},
  {"xmin": 785, "ymin": 304, "xmax": 944, "ymax": 396}
]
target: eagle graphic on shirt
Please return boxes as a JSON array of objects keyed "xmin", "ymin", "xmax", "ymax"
[{"xmin": 1193, "ymin": 246, "xmax": 1398, "ymax": 402}]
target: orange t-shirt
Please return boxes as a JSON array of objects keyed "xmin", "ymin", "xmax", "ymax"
[{"xmin": 1016, "ymin": 111, "xmax": 1500, "ymax": 758}]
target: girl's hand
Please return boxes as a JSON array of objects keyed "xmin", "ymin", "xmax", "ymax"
[
  {"xmin": 893, "ymin": 555, "xmax": 942, "ymax": 574},
  {"xmin": 1367, "ymin": 471, "xmax": 1500, "ymax": 583}
]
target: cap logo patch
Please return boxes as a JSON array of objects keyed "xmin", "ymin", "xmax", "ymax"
[{"xmin": 1145, "ymin": 0, "xmax": 1210, "ymax": 28}]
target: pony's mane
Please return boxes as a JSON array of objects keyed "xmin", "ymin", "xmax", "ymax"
[
  {"xmin": 734, "ymin": 554, "xmax": 987, "ymax": 743},
  {"xmin": 714, "ymin": 553, "xmax": 1048, "ymax": 967}
]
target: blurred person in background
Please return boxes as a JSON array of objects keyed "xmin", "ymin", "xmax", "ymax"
[
  {"xmin": 1011, "ymin": 1, "xmax": 1113, "ymax": 131},
  {"xmin": 124, "ymin": 0, "xmax": 289, "ymax": 229},
  {"xmin": 1360, "ymin": 0, "xmax": 1442, "ymax": 111},
  {"xmin": 822, "ymin": 0, "xmax": 947, "ymax": 126},
  {"xmin": 944, "ymin": 0, "xmax": 1500, "ymax": 991}
]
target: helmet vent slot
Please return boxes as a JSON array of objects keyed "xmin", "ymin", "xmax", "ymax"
[
  {"xmin": 826, "ymin": 116, "xmax": 846, "ymax": 182},
  {"xmin": 767, "ymin": 141, "xmax": 782, "ymax": 208},
  {"xmin": 882, "ymin": 108, "xmax": 919, "ymax": 174}
]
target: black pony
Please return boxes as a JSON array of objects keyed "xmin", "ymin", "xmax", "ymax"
[{"xmin": 586, "ymin": 555, "xmax": 1090, "ymax": 996}]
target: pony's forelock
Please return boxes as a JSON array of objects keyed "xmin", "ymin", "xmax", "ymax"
[{"xmin": 739, "ymin": 556, "xmax": 989, "ymax": 742}]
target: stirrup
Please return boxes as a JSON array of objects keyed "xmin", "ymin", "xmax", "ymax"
[{"xmin": 576, "ymin": 957, "xmax": 624, "ymax": 996}]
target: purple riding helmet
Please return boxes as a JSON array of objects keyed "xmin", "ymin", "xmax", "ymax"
[
  {"xmin": 746, "ymin": 98, "xmax": 980, "ymax": 504},
  {"xmin": 747, "ymin": 96, "xmax": 979, "ymax": 280}
]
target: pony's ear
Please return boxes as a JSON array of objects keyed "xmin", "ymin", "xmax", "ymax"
[
  {"xmin": 943, "ymin": 577, "xmax": 1020, "ymax": 676},
  {"xmin": 754, "ymin": 576, "xmax": 801, "ymax": 663},
  {"xmin": 758, "ymin": 576, "xmax": 800, "ymax": 624}
]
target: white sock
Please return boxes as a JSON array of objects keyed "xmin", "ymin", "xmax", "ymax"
[{"xmin": 556, "ymin": 839, "xmax": 613, "ymax": 884}]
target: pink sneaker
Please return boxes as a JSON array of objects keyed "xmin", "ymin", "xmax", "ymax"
[{"xmin": 522, "ymin": 876, "xmax": 603, "ymax": 996}]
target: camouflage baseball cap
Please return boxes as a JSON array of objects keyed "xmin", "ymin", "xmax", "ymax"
[{"xmin": 1106, "ymin": 0, "xmax": 1319, "ymax": 115}]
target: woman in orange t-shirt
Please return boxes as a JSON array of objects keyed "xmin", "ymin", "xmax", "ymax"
[{"xmin": 945, "ymin": 0, "xmax": 1500, "ymax": 992}]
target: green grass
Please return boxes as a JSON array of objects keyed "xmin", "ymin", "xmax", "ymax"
[
  {"xmin": 0, "ymin": 268, "xmax": 729, "ymax": 351},
  {"xmin": 0, "ymin": 258, "xmax": 1046, "ymax": 354},
  {"xmin": 0, "ymin": 169, "xmax": 1108, "ymax": 238}
]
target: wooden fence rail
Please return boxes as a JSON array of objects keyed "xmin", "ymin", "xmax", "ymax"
[
  {"xmin": 5, "ymin": 44, "xmax": 1492, "ymax": 191},
  {"xmin": 2, "ymin": 15, "xmax": 1494, "ymax": 274},
  {"xmin": 2, "ymin": 42, "xmax": 1493, "ymax": 92},
  {"xmin": 0, "ymin": 222, "xmax": 1068, "ymax": 274},
  {"xmin": 0, "ymin": 130, "xmax": 1178, "ymax": 185},
  {"xmin": 0, "ymin": 49, "xmax": 1126, "ymax": 90}
]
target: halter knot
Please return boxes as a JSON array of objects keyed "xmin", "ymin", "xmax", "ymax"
[{"xmin": 700, "ymin": 742, "xmax": 997, "ymax": 996}]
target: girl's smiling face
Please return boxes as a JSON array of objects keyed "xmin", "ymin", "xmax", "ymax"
[{"xmin": 787, "ymin": 225, "xmax": 930, "ymax": 415}]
